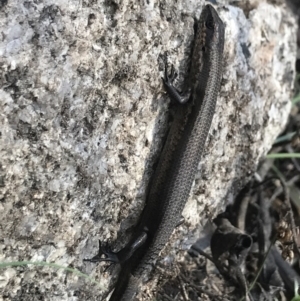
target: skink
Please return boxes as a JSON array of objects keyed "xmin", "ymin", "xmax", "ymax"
[{"xmin": 86, "ymin": 4, "xmax": 225, "ymax": 300}]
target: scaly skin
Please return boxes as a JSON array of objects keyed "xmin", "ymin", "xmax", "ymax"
[{"xmin": 88, "ymin": 4, "xmax": 225, "ymax": 300}]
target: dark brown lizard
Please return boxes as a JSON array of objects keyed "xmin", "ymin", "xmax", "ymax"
[{"xmin": 85, "ymin": 4, "xmax": 225, "ymax": 300}]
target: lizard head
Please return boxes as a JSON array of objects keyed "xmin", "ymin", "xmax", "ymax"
[{"xmin": 199, "ymin": 4, "xmax": 225, "ymax": 53}]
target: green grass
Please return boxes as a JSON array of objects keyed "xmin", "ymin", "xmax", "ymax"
[
  {"xmin": 274, "ymin": 132, "xmax": 296, "ymax": 144},
  {"xmin": 0, "ymin": 260, "xmax": 102, "ymax": 288},
  {"xmin": 292, "ymin": 93, "xmax": 300, "ymax": 105},
  {"xmin": 266, "ymin": 153, "xmax": 300, "ymax": 159}
]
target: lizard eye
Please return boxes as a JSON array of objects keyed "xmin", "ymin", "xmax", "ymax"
[{"xmin": 205, "ymin": 19, "xmax": 214, "ymax": 30}]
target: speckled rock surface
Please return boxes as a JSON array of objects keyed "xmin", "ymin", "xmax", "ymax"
[{"xmin": 0, "ymin": 0, "xmax": 296, "ymax": 300}]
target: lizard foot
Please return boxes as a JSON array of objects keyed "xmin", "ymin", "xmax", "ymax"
[{"xmin": 84, "ymin": 240, "xmax": 120, "ymax": 265}]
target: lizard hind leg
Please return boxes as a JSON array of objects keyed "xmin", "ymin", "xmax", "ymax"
[
  {"xmin": 84, "ymin": 232, "xmax": 148, "ymax": 266},
  {"xmin": 84, "ymin": 240, "xmax": 120, "ymax": 265}
]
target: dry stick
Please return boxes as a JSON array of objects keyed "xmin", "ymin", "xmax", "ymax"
[
  {"xmin": 192, "ymin": 245, "xmax": 250, "ymax": 300},
  {"xmin": 237, "ymin": 177, "xmax": 278, "ymax": 231},
  {"xmin": 236, "ymin": 194, "xmax": 251, "ymax": 232},
  {"xmin": 190, "ymin": 245, "xmax": 229, "ymax": 280},
  {"xmin": 190, "ymin": 245, "xmax": 215, "ymax": 264},
  {"xmin": 255, "ymin": 282, "xmax": 273, "ymax": 299},
  {"xmin": 180, "ymin": 273, "xmax": 225, "ymax": 300},
  {"xmin": 240, "ymin": 167, "xmax": 299, "ymax": 300},
  {"xmin": 239, "ymin": 236, "xmax": 277, "ymax": 301},
  {"xmin": 178, "ymin": 275, "xmax": 189, "ymax": 301},
  {"xmin": 286, "ymin": 144, "xmax": 300, "ymax": 172},
  {"xmin": 269, "ymin": 174, "xmax": 300, "ymax": 203},
  {"xmin": 159, "ymin": 292, "xmax": 175, "ymax": 301},
  {"xmin": 233, "ymin": 266, "xmax": 250, "ymax": 301},
  {"xmin": 272, "ymin": 165, "xmax": 300, "ymax": 259},
  {"xmin": 236, "ymin": 184, "xmax": 270, "ymax": 301},
  {"xmin": 243, "ymin": 173, "xmax": 295, "ymax": 299}
]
